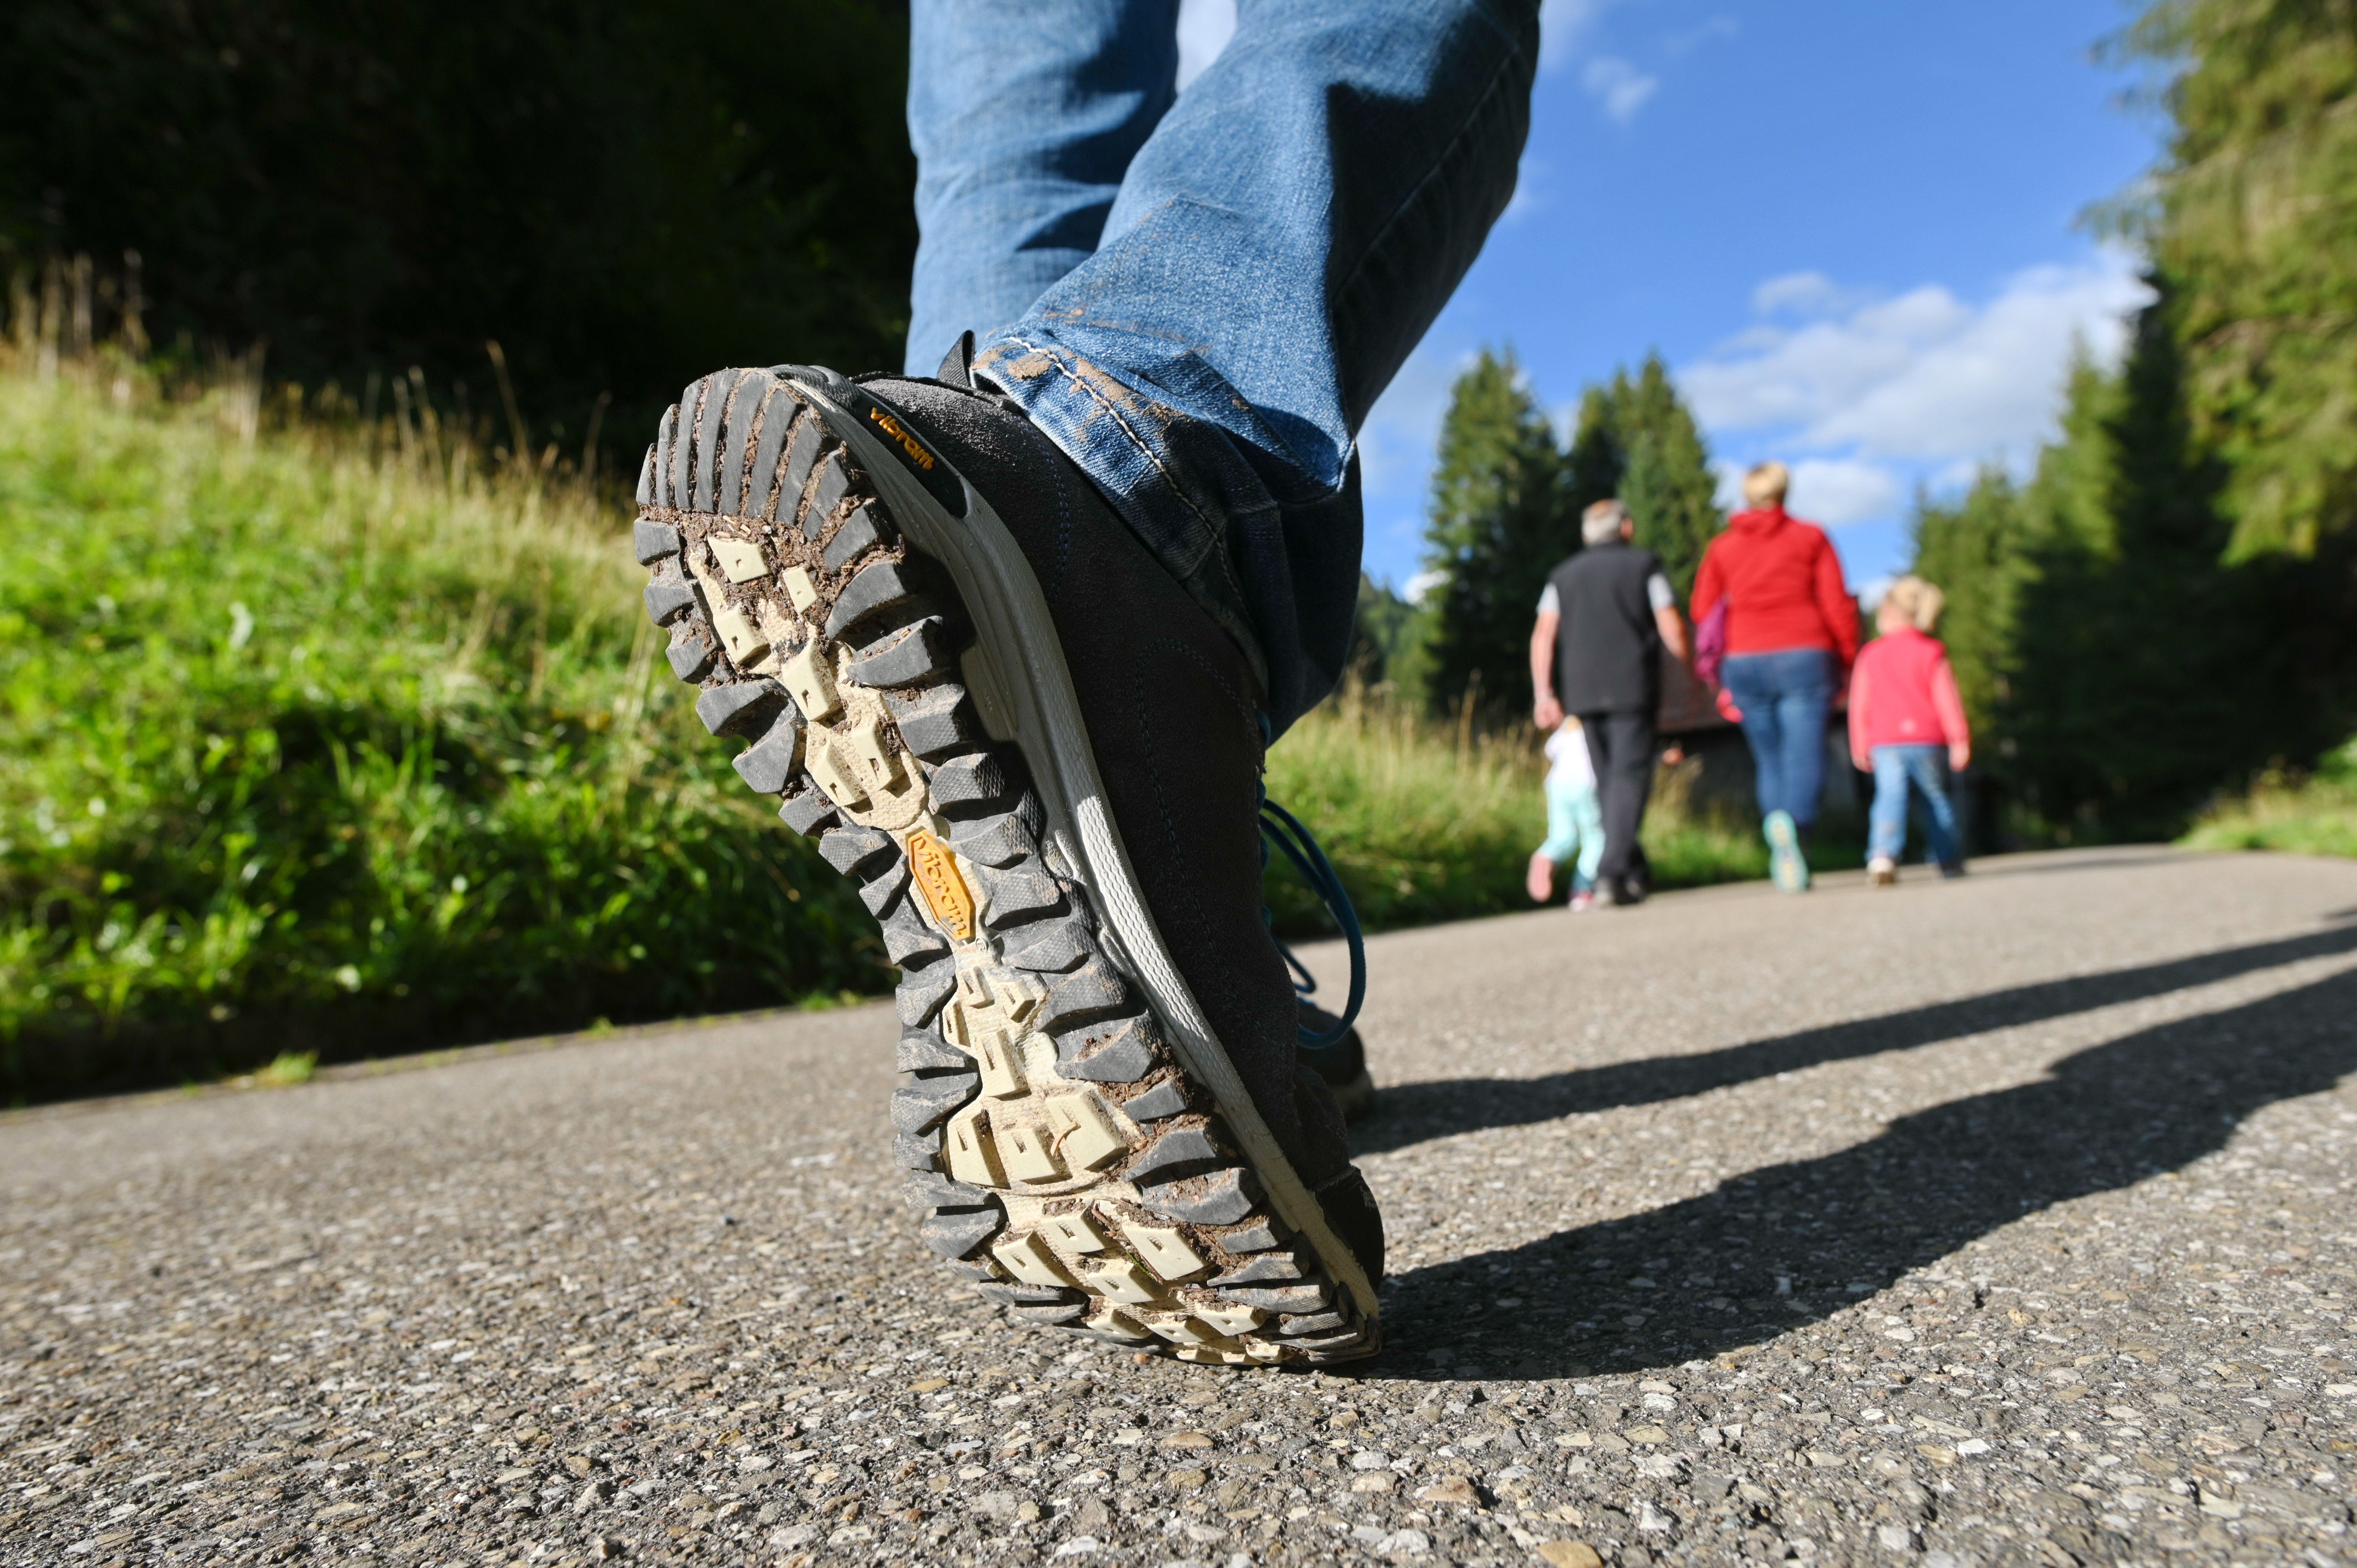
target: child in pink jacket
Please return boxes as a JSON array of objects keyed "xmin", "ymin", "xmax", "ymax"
[{"xmin": 1847, "ymin": 577, "xmax": 1970, "ymax": 884}]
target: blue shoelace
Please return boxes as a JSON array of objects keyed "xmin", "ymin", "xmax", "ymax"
[{"xmin": 1256, "ymin": 717, "xmax": 1366, "ymax": 1049}]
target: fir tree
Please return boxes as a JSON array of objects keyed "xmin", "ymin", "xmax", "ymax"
[
  {"xmin": 1908, "ymin": 468, "xmax": 2030, "ymax": 749},
  {"xmin": 1421, "ymin": 348, "xmax": 1571, "ymax": 719},
  {"xmin": 1604, "ymin": 355, "xmax": 1723, "ymax": 597},
  {"xmin": 2118, "ymin": 0, "xmax": 2357, "ymax": 557}
]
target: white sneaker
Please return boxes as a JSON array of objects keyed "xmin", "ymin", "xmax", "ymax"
[{"xmin": 1868, "ymin": 856, "xmax": 1898, "ymax": 887}]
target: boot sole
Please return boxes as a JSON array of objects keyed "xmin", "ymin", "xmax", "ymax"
[{"xmin": 630, "ymin": 366, "xmax": 1380, "ymax": 1365}]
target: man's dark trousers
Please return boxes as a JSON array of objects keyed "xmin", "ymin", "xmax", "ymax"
[{"xmin": 1579, "ymin": 710, "xmax": 1656, "ymax": 885}]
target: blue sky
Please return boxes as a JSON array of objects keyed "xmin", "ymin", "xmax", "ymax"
[{"xmin": 1181, "ymin": 0, "xmax": 2168, "ymax": 598}]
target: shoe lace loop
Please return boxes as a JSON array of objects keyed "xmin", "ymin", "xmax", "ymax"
[{"xmin": 1255, "ymin": 716, "xmax": 1366, "ymax": 1049}]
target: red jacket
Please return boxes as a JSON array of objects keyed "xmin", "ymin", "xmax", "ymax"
[
  {"xmin": 1848, "ymin": 627, "xmax": 1970, "ymax": 765},
  {"xmin": 1691, "ymin": 506, "xmax": 1860, "ymax": 668}
]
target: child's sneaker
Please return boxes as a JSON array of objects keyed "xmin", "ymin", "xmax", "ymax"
[
  {"xmin": 1868, "ymin": 855, "xmax": 1898, "ymax": 886},
  {"xmin": 1568, "ymin": 890, "xmax": 1597, "ymax": 913},
  {"xmin": 1765, "ymin": 809, "xmax": 1811, "ymax": 893},
  {"xmin": 1525, "ymin": 851, "xmax": 1555, "ymax": 903}
]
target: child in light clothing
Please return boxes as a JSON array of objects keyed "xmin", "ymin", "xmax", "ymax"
[
  {"xmin": 1847, "ymin": 576, "xmax": 1970, "ymax": 884},
  {"xmin": 1527, "ymin": 717, "xmax": 1607, "ymax": 911}
]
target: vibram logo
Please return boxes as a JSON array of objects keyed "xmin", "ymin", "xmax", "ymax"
[
  {"xmin": 868, "ymin": 406, "xmax": 936, "ymax": 472},
  {"xmin": 905, "ymin": 830, "xmax": 975, "ymax": 941}
]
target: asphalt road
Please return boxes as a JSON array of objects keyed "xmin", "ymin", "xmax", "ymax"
[{"xmin": 4, "ymin": 847, "xmax": 2354, "ymax": 1568}]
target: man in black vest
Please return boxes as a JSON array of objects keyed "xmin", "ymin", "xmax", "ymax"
[{"xmin": 1530, "ymin": 499, "xmax": 1691, "ymax": 904}]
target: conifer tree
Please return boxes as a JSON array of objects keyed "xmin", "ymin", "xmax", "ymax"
[
  {"xmin": 1908, "ymin": 468, "xmax": 2030, "ymax": 747},
  {"xmin": 2119, "ymin": 0, "xmax": 2357, "ymax": 558},
  {"xmin": 1421, "ymin": 349, "xmax": 1571, "ymax": 718},
  {"xmin": 1604, "ymin": 355, "xmax": 1723, "ymax": 597}
]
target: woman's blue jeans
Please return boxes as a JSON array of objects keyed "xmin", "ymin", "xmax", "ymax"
[
  {"xmin": 1868, "ymin": 745, "xmax": 1962, "ymax": 867},
  {"xmin": 1721, "ymin": 648, "xmax": 1838, "ymax": 830},
  {"xmin": 906, "ymin": 0, "xmax": 1539, "ymax": 731}
]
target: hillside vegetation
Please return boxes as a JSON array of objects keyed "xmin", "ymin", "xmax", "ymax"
[
  {"xmin": 0, "ymin": 357, "xmax": 879, "ymax": 1099},
  {"xmin": 2, "ymin": 356, "xmax": 1768, "ymax": 1100}
]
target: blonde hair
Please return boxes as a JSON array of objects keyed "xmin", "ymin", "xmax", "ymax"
[
  {"xmin": 1881, "ymin": 575, "xmax": 1945, "ymax": 632},
  {"xmin": 1741, "ymin": 461, "xmax": 1789, "ymax": 507}
]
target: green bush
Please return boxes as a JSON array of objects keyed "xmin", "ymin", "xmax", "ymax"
[
  {"xmin": 0, "ymin": 359, "xmax": 879, "ymax": 1099},
  {"xmin": 2180, "ymin": 738, "xmax": 2357, "ymax": 860}
]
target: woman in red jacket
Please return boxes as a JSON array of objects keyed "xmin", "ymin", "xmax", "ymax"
[{"xmin": 1691, "ymin": 461, "xmax": 1860, "ymax": 893}]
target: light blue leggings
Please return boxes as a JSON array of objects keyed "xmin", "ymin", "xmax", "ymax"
[{"xmin": 1537, "ymin": 777, "xmax": 1606, "ymax": 892}]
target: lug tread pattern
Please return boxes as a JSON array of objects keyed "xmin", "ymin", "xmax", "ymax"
[{"xmin": 629, "ymin": 367, "xmax": 1378, "ymax": 1366}]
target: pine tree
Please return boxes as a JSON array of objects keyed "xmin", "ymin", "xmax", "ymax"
[
  {"xmin": 1604, "ymin": 355, "xmax": 1723, "ymax": 597},
  {"xmin": 2119, "ymin": 0, "xmax": 2357, "ymax": 558},
  {"xmin": 1421, "ymin": 348, "xmax": 1571, "ymax": 719},
  {"xmin": 1415, "ymin": 348, "xmax": 1722, "ymax": 720},
  {"xmin": 1908, "ymin": 468, "xmax": 2030, "ymax": 750}
]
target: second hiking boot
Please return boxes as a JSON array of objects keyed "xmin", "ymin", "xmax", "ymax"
[
  {"xmin": 629, "ymin": 362, "xmax": 1382, "ymax": 1365},
  {"xmin": 1296, "ymin": 998, "xmax": 1376, "ymax": 1125}
]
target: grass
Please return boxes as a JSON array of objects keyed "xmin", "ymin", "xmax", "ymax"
[
  {"xmin": 1262, "ymin": 687, "xmax": 1769, "ymax": 935},
  {"xmin": 2180, "ymin": 736, "xmax": 2357, "ymax": 859},
  {"xmin": 0, "ymin": 352, "xmax": 878, "ymax": 1099},
  {"xmin": 2, "ymin": 347, "xmax": 1776, "ymax": 1100}
]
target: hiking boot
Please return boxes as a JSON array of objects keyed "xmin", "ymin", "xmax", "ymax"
[
  {"xmin": 1765, "ymin": 809, "xmax": 1811, "ymax": 894},
  {"xmin": 628, "ymin": 358, "xmax": 1381, "ymax": 1365},
  {"xmin": 1295, "ymin": 998, "xmax": 1376, "ymax": 1125}
]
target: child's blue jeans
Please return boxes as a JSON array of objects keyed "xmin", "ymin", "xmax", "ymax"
[
  {"xmin": 1537, "ymin": 777, "xmax": 1605, "ymax": 893},
  {"xmin": 1868, "ymin": 744, "xmax": 1962, "ymax": 867}
]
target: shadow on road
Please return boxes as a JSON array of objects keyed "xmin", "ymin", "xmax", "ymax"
[
  {"xmin": 1364, "ymin": 959, "xmax": 2357, "ymax": 1380},
  {"xmin": 1352, "ymin": 920, "xmax": 2357, "ymax": 1158}
]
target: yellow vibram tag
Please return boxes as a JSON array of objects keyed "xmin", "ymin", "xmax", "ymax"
[{"xmin": 906, "ymin": 830, "xmax": 975, "ymax": 941}]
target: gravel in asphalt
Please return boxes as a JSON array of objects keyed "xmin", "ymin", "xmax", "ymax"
[{"xmin": 3, "ymin": 847, "xmax": 2353, "ymax": 1568}]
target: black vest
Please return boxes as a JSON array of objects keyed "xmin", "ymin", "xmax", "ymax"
[{"xmin": 1546, "ymin": 541, "xmax": 1663, "ymax": 715}]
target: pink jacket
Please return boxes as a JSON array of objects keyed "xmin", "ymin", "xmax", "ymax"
[{"xmin": 1848, "ymin": 627, "xmax": 1970, "ymax": 768}]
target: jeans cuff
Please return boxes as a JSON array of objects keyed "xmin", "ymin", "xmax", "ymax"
[{"xmin": 973, "ymin": 332, "xmax": 1277, "ymax": 704}]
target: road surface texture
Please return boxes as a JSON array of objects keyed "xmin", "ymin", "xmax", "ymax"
[{"xmin": 4, "ymin": 847, "xmax": 2354, "ymax": 1568}]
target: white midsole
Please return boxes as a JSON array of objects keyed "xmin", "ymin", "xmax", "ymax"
[{"xmin": 792, "ymin": 376, "xmax": 1379, "ymax": 1328}]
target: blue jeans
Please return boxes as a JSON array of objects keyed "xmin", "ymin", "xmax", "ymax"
[
  {"xmin": 906, "ymin": 0, "xmax": 1539, "ymax": 732},
  {"xmin": 1536, "ymin": 777, "xmax": 1605, "ymax": 892},
  {"xmin": 1721, "ymin": 648, "xmax": 1838, "ymax": 830},
  {"xmin": 1868, "ymin": 745, "xmax": 1962, "ymax": 867}
]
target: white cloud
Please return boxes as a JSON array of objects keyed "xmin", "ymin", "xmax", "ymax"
[
  {"xmin": 1682, "ymin": 252, "xmax": 2152, "ymax": 532},
  {"xmin": 1711, "ymin": 455, "xmax": 1901, "ymax": 526},
  {"xmin": 1749, "ymin": 270, "xmax": 1864, "ymax": 318},
  {"xmin": 1684, "ymin": 254, "xmax": 2153, "ymax": 465},
  {"xmin": 1581, "ymin": 57, "xmax": 1659, "ymax": 123},
  {"xmin": 1502, "ymin": 153, "xmax": 1550, "ymax": 224},
  {"xmin": 1402, "ymin": 568, "xmax": 1449, "ymax": 606},
  {"xmin": 1788, "ymin": 458, "xmax": 1905, "ymax": 526},
  {"xmin": 1664, "ymin": 15, "xmax": 1740, "ymax": 54},
  {"xmin": 1539, "ymin": 0, "xmax": 1613, "ymax": 72},
  {"xmin": 1175, "ymin": 0, "xmax": 1236, "ymax": 92}
]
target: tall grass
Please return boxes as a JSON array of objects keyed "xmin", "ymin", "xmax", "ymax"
[
  {"xmin": 1262, "ymin": 685, "xmax": 1768, "ymax": 935},
  {"xmin": 2180, "ymin": 737, "xmax": 2357, "ymax": 860},
  {"xmin": 0, "ymin": 340, "xmax": 877, "ymax": 1099}
]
